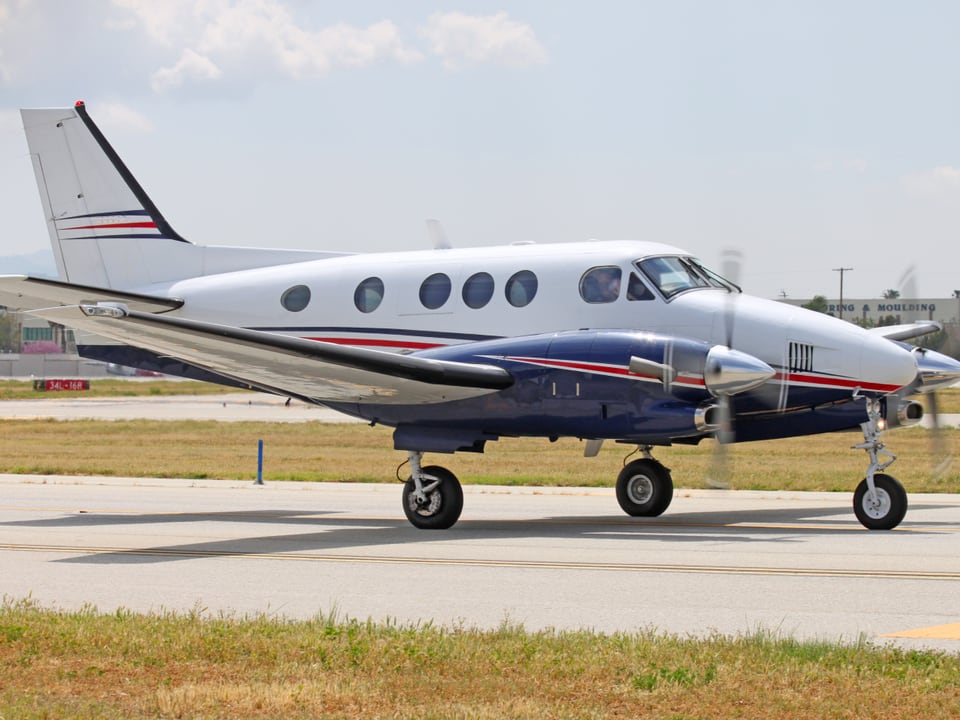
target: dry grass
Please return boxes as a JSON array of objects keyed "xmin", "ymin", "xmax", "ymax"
[
  {"xmin": 0, "ymin": 378, "xmax": 239, "ymax": 400},
  {"xmin": 1, "ymin": 599, "xmax": 958, "ymax": 719},
  {"xmin": 0, "ymin": 418, "xmax": 958, "ymax": 493}
]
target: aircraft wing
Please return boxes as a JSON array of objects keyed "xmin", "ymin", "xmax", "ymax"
[
  {"xmin": 867, "ymin": 321, "xmax": 942, "ymax": 342},
  {"xmin": 28, "ymin": 303, "xmax": 514, "ymax": 405},
  {"xmin": 0, "ymin": 275, "xmax": 182, "ymax": 313}
]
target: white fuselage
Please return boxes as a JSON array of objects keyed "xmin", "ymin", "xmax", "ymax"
[{"xmin": 117, "ymin": 239, "xmax": 915, "ymax": 397}]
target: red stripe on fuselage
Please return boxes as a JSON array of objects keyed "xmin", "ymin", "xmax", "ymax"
[{"xmin": 773, "ymin": 371, "xmax": 901, "ymax": 394}]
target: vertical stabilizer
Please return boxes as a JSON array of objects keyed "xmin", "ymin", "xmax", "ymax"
[
  {"xmin": 21, "ymin": 102, "xmax": 349, "ymax": 290},
  {"xmin": 21, "ymin": 102, "xmax": 190, "ymax": 288}
]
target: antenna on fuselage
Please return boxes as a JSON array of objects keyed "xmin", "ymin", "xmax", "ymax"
[{"xmin": 426, "ymin": 219, "xmax": 451, "ymax": 250}]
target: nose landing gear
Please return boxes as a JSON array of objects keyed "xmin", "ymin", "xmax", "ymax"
[{"xmin": 852, "ymin": 399, "xmax": 907, "ymax": 530}]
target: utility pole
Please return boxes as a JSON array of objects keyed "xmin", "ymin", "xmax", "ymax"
[{"xmin": 833, "ymin": 267, "xmax": 853, "ymax": 319}]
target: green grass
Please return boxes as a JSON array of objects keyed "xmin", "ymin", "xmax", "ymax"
[
  {"xmin": 0, "ymin": 599, "xmax": 957, "ymax": 719},
  {"xmin": 0, "ymin": 418, "xmax": 958, "ymax": 493}
]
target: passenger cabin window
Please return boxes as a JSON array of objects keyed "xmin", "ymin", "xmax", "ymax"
[
  {"xmin": 505, "ymin": 270, "xmax": 538, "ymax": 307},
  {"xmin": 419, "ymin": 273, "xmax": 452, "ymax": 309},
  {"xmin": 463, "ymin": 272, "xmax": 494, "ymax": 309},
  {"xmin": 354, "ymin": 276, "xmax": 384, "ymax": 313},
  {"xmin": 580, "ymin": 266, "xmax": 621, "ymax": 303},
  {"xmin": 281, "ymin": 284, "xmax": 311, "ymax": 312}
]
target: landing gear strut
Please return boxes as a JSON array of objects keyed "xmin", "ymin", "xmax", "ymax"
[
  {"xmin": 615, "ymin": 447, "xmax": 674, "ymax": 517},
  {"xmin": 852, "ymin": 399, "xmax": 907, "ymax": 530},
  {"xmin": 402, "ymin": 451, "xmax": 463, "ymax": 530}
]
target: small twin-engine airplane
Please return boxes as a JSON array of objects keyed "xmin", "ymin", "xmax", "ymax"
[{"xmin": 2, "ymin": 102, "xmax": 958, "ymax": 531}]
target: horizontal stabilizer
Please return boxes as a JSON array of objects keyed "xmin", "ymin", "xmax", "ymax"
[{"xmin": 868, "ymin": 321, "xmax": 942, "ymax": 342}]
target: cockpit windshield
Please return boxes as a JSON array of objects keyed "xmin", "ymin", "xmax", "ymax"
[{"xmin": 637, "ymin": 256, "xmax": 739, "ymax": 299}]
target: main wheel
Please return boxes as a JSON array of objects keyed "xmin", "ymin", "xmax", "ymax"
[
  {"xmin": 402, "ymin": 465, "xmax": 464, "ymax": 530},
  {"xmin": 853, "ymin": 474, "xmax": 907, "ymax": 530},
  {"xmin": 616, "ymin": 459, "xmax": 673, "ymax": 517}
]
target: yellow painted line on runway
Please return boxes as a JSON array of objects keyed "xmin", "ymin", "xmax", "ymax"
[
  {"xmin": 883, "ymin": 623, "xmax": 960, "ymax": 640},
  {"xmin": 2, "ymin": 542, "xmax": 959, "ymax": 581}
]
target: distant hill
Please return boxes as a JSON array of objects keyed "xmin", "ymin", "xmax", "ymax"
[{"xmin": 0, "ymin": 249, "xmax": 56, "ymax": 277}]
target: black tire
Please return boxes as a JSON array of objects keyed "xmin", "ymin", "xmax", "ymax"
[
  {"xmin": 402, "ymin": 465, "xmax": 464, "ymax": 530},
  {"xmin": 616, "ymin": 459, "xmax": 674, "ymax": 517},
  {"xmin": 853, "ymin": 474, "xmax": 907, "ymax": 530}
]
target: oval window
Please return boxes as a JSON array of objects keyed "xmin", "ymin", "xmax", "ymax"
[
  {"xmin": 280, "ymin": 284, "xmax": 311, "ymax": 312},
  {"xmin": 354, "ymin": 276, "xmax": 384, "ymax": 313},
  {"xmin": 580, "ymin": 266, "xmax": 622, "ymax": 304},
  {"xmin": 462, "ymin": 272, "xmax": 494, "ymax": 309},
  {"xmin": 505, "ymin": 270, "xmax": 538, "ymax": 307},
  {"xmin": 419, "ymin": 273, "xmax": 452, "ymax": 310}
]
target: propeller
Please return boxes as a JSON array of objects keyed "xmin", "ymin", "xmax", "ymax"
[
  {"xmin": 910, "ymin": 346, "xmax": 960, "ymax": 480},
  {"xmin": 925, "ymin": 390, "xmax": 952, "ymax": 480},
  {"xmin": 703, "ymin": 346, "xmax": 775, "ymax": 487},
  {"xmin": 707, "ymin": 248, "xmax": 744, "ymax": 487}
]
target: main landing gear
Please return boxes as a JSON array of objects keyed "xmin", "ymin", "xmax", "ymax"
[
  {"xmin": 402, "ymin": 451, "xmax": 463, "ymax": 530},
  {"xmin": 615, "ymin": 447, "xmax": 674, "ymax": 517},
  {"xmin": 851, "ymin": 399, "xmax": 908, "ymax": 530}
]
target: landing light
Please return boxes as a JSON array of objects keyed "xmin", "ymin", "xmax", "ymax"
[{"xmin": 80, "ymin": 303, "xmax": 128, "ymax": 318}]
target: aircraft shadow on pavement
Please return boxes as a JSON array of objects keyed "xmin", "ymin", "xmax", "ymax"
[{"xmin": 3, "ymin": 500, "xmax": 941, "ymax": 565}]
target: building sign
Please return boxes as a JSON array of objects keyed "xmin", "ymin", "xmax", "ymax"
[{"xmin": 780, "ymin": 298, "xmax": 958, "ymax": 325}]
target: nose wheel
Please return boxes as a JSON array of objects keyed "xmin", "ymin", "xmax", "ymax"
[{"xmin": 853, "ymin": 473, "xmax": 907, "ymax": 530}]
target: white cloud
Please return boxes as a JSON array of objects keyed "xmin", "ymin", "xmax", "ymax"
[
  {"xmin": 902, "ymin": 165, "xmax": 960, "ymax": 197},
  {"xmin": 109, "ymin": 0, "xmax": 223, "ymax": 46},
  {"xmin": 152, "ymin": 49, "xmax": 222, "ymax": 92},
  {"xmin": 93, "ymin": 102, "xmax": 154, "ymax": 133},
  {"xmin": 114, "ymin": 0, "xmax": 423, "ymax": 92},
  {"xmin": 420, "ymin": 12, "xmax": 548, "ymax": 69}
]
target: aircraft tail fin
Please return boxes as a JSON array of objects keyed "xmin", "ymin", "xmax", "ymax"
[{"xmin": 21, "ymin": 101, "xmax": 338, "ymax": 291}]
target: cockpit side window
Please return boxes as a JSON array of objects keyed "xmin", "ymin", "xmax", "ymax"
[
  {"xmin": 626, "ymin": 272, "xmax": 654, "ymax": 301},
  {"xmin": 580, "ymin": 266, "xmax": 622, "ymax": 303}
]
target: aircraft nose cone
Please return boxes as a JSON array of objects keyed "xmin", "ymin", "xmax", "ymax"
[
  {"xmin": 913, "ymin": 347, "xmax": 960, "ymax": 393},
  {"xmin": 704, "ymin": 345, "xmax": 776, "ymax": 396}
]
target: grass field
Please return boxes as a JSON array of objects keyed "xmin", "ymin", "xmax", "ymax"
[
  {"xmin": 0, "ymin": 418, "xmax": 958, "ymax": 493},
  {"xmin": 1, "ymin": 599, "xmax": 958, "ymax": 720}
]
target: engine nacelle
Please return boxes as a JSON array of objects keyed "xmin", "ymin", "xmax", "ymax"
[{"xmin": 883, "ymin": 397, "xmax": 924, "ymax": 429}]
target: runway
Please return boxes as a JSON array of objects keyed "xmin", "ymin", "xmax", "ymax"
[{"xmin": 2, "ymin": 474, "xmax": 959, "ymax": 652}]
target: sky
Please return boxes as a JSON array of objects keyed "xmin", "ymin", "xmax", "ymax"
[{"xmin": 0, "ymin": 0, "xmax": 958, "ymax": 300}]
